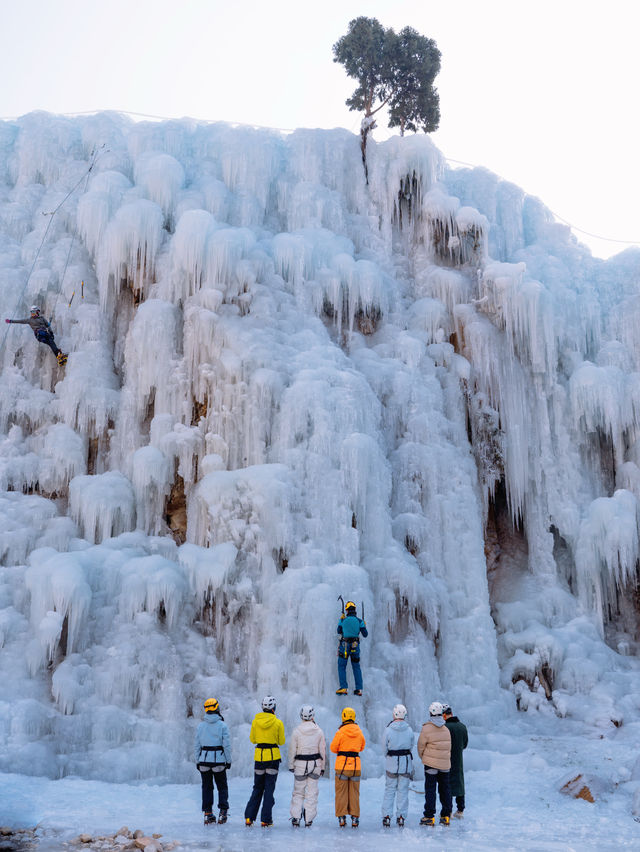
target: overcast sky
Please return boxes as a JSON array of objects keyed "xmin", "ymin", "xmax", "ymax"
[{"xmin": 1, "ymin": 0, "xmax": 638, "ymax": 258}]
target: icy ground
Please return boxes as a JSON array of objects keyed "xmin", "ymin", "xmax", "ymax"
[{"xmin": 2, "ymin": 715, "xmax": 639, "ymax": 852}]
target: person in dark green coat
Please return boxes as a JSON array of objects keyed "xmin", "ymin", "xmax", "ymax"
[{"xmin": 443, "ymin": 704, "xmax": 468, "ymax": 817}]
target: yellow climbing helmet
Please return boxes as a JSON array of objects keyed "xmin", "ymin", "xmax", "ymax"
[
  {"xmin": 345, "ymin": 601, "xmax": 357, "ymax": 612},
  {"xmin": 342, "ymin": 706, "xmax": 356, "ymax": 722},
  {"xmin": 204, "ymin": 698, "xmax": 219, "ymax": 713}
]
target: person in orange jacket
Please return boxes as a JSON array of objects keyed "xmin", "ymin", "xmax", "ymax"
[{"xmin": 330, "ymin": 706, "xmax": 366, "ymax": 828}]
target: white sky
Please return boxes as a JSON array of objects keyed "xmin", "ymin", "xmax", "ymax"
[{"xmin": 1, "ymin": 0, "xmax": 638, "ymax": 258}]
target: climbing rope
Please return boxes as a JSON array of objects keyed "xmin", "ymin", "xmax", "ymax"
[
  {"xmin": 49, "ymin": 145, "xmax": 104, "ymax": 318},
  {"xmin": 445, "ymin": 157, "xmax": 640, "ymax": 248},
  {"xmin": 0, "ymin": 146, "xmax": 103, "ymax": 358}
]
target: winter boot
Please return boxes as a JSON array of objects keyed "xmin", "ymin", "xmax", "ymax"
[
  {"xmin": 245, "ymin": 818, "xmax": 254, "ymax": 827},
  {"xmin": 336, "ymin": 688, "xmax": 348, "ymax": 695},
  {"xmin": 351, "ymin": 816, "xmax": 359, "ymax": 828},
  {"xmin": 454, "ymin": 810, "xmax": 464, "ymax": 819},
  {"xmin": 218, "ymin": 809, "xmax": 228, "ymax": 824},
  {"xmin": 204, "ymin": 811, "xmax": 215, "ymax": 825},
  {"xmin": 440, "ymin": 815, "xmax": 450, "ymax": 826},
  {"xmin": 397, "ymin": 816, "xmax": 405, "ymax": 827},
  {"xmin": 305, "ymin": 820, "xmax": 313, "ymax": 827},
  {"xmin": 56, "ymin": 352, "xmax": 68, "ymax": 366},
  {"xmin": 353, "ymin": 689, "xmax": 362, "ymax": 696},
  {"xmin": 291, "ymin": 818, "xmax": 300, "ymax": 827},
  {"xmin": 420, "ymin": 816, "xmax": 435, "ymax": 826},
  {"xmin": 382, "ymin": 815, "xmax": 391, "ymax": 827},
  {"xmin": 338, "ymin": 816, "xmax": 347, "ymax": 828},
  {"xmin": 261, "ymin": 821, "xmax": 273, "ymax": 828}
]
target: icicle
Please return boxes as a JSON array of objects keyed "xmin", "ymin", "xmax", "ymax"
[
  {"xmin": 133, "ymin": 152, "xmax": 185, "ymax": 221},
  {"xmin": 96, "ymin": 199, "xmax": 164, "ymax": 309},
  {"xmin": 69, "ymin": 472, "xmax": 136, "ymax": 543}
]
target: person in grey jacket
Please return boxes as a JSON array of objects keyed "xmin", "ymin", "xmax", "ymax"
[
  {"xmin": 194, "ymin": 698, "xmax": 232, "ymax": 824},
  {"xmin": 381, "ymin": 704, "xmax": 414, "ymax": 827},
  {"xmin": 5, "ymin": 306, "xmax": 67, "ymax": 364}
]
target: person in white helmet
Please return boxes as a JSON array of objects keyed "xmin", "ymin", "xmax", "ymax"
[
  {"xmin": 287, "ymin": 704, "xmax": 326, "ymax": 827},
  {"xmin": 244, "ymin": 695, "xmax": 285, "ymax": 827},
  {"xmin": 5, "ymin": 306, "xmax": 67, "ymax": 365},
  {"xmin": 381, "ymin": 703, "xmax": 415, "ymax": 828},
  {"xmin": 417, "ymin": 701, "xmax": 452, "ymax": 826}
]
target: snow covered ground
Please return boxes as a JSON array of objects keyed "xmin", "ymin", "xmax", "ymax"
[{"xmin": 2, "ymin": 713, "xmax": 640, "ymax": 851}]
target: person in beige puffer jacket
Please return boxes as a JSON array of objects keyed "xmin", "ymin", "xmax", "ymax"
[{"xmin": 417, "ymin": 701, "xmax": 452, "ymax": 826}]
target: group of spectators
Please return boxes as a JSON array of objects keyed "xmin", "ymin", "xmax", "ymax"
[{"xmin": 193, "ymin": 695, "xmax": 468, "ymax": 828}]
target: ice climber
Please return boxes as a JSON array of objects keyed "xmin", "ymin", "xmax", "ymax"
[
  {"xmin": 336, "ymin": 600, "xmax": 368, "ymax": 696},
  {"xmin": 244, "ymin": 695, "xmax": 285, "ymax": 827},
  {"xmin": 381, "ymin": 703, "xmax": 414, "ymax": 828},
  {"xmin": 194, "ymin": 697, "xmax": 231, "ymax": 825},
  {"xmin": 417, "ymin": 700, "xmax": 452, "ymax": 826},
  {"xmin": 287, "ymin": 703, "xmax": 326, "ymax": 827},
  {"xmin": 443, "ymin": 703, "xmax": 469, "ymax": 818},
  {"xmin": 330, "ymin": 706, "xmax": 366, "ymax": 828},
  {"xmin": 5, "ymin": 306, "xmax": 67, "ymax": 365}
]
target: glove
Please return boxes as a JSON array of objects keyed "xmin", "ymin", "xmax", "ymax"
[
  {"xmin": 320, "ymin": 769, "xmax": 325, "ymax": 777},
  {"xmin": 289, "ymin": 767, "xmax": 294, "ymax": 773},
  {"xmin": 225, "ymin": 763, "xmax": 231, "ymax": 769},
  {"xmin": 340, "ymin": 613, "xmax": 345, "ymax": 620},
  {"xmin": 5, "ymin": 319, "xmax": 10, "ymax": 323}
]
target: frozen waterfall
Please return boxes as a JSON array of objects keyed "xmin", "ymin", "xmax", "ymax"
[{"xmin": 0, "ymin": 112, "xmax": 638, "ymax": 783}]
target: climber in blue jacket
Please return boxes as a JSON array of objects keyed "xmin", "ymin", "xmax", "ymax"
[
  {"xmin": 194, "ymin": 698, "xmax": 232, "ymax": 825},
  {"xmin": 336, "ymin": 601, "xmax": 368, "ymax": 696}
]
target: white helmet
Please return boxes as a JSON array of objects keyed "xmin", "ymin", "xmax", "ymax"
[
  {"xmin": 262, "ymin": 695, "xmax": 276, "ymax": 711},
  {"xmin": 429, "ymin": 701, "xmax": 444, "ymax": 716},
  {"xmin": 392, "ymin": 703, "xmax": 407, "ymax": 720},
  {"xmin": 300, "ymin": 704, "xmax": 315, "ymax": 721},
  {"xmin": 30, "ymin": 305, "xmax": 40, "ymax": 314}
]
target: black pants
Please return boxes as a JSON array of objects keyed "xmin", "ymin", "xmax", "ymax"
[
  {"xmin": 455, "ymin": 794, "xmax": 465, "ymax": 812},
  {"xmin": 35, "ymin": 329, "xmax": 60, "ymax": 356},
  {"xmin": 200, "ymin": 768, "xmax": 228, "ymax": 812},
  {"xmin": 423, "ymin": 767, "xmax": 452, "ymax": 818},
  {"xmin": 244, "ymin": 760, "xmax": 279, "ymax": 824}
]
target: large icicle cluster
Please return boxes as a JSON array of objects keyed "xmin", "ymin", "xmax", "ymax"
[{"xmin": 0, "ymin": 112, "xmax": 638, "ymax": 783}]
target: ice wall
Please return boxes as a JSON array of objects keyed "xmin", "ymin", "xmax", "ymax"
[{"xmin": 0, "ymin": 112, "xmax": 638, "ymax": 783}]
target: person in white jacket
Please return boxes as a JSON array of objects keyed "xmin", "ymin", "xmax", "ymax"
[
  {"xmin": 382, "ymin": 703, "xmax": 415, "ymax": 827},
  {"xmin": 288, "ymin": 703, "xmax": 326, "ymax": 827}
]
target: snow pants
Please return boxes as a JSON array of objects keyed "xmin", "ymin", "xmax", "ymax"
[
  {"xmin": 423, "ymin": 766, "xmax": 452, "ymax": 819},
  {"xmin": 245, "ymin": 760, "xmax": 279, "ymax": 824},
  {"xmin": 35, "ymin": 328, "xmax": 60, "ymax": 356},
  {"xmin": 338, "ymin": 646, "xmax": 363, "ymax": 691},
  {"xmin": 382, "ymin": 772, "xmax": 410, "ymax": 819},
  {"xmin": 335, "ymin": 768, "xmax": 360, "ymax": 817},
  {"xmin": 199, "ymin": 768, "xmax": 228, "ymax": 812},
  {"xmin": 455, "ymin": 794, "xmax": 465, "ymax": 813},
  {"xmin": 290, "ymin": 772, "xmax": 320, "ymax": 821}
]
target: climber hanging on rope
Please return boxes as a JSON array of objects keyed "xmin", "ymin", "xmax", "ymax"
[
  {"xmin": 5, "ymin": 306, "xmax": 67, "ymax": 366},
  {"xmin": 336, "ymin": 598, "xmax": 368, "ymax": 696}
]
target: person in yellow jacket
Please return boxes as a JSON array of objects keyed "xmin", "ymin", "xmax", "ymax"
[
  {"xmin": 330, "ymin": 707, "xmax": 366, "ymax": 828},
  {"xmin": 244, "ymin": 695, "xmax": 285, "ymax": 827}
]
